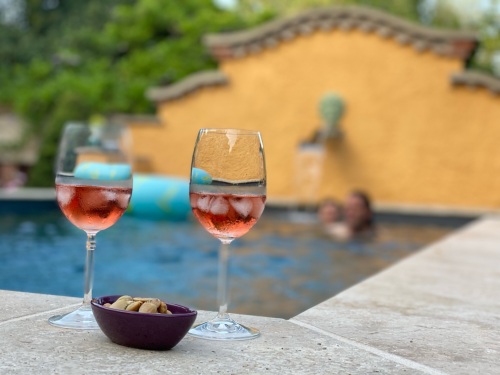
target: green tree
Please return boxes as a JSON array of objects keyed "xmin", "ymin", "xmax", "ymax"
[
  {"xmin": 0, "ymin": 0, "xmax": 268, "ymax": 186},
  {"xmin": 465, "ymin": 2, "xmax": 500, "ymax": 74}
]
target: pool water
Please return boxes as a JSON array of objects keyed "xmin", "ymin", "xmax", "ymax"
[{"xmin": 0, "ymin": 207, "xmax": 472, "ymax": 319}]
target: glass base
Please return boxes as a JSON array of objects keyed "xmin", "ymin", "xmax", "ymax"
[
  {"xmin": 189, "ymin": 315, "xmax": 260, "ymax": 341},
  {"xmin": 48, "ymin": 304, "xmax": 100, "ymax": 330}
]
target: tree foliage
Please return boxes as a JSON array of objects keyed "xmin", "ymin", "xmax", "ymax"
[
  {"xmin": 0, "ymin": 0, "xmax": 269, "ymax": 186},
  {"xmin": 235, "ymin": 0, "xmax": 421, "ymax": 22}
]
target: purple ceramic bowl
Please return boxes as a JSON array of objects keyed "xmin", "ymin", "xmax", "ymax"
[{"xmin": 91, "ymin": 295, "xmax": 197, "ymax": 350}]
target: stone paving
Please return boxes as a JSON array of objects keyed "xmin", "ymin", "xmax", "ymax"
[{"xmin": 1, "ymin": 217, "xmax": 499, "ymax": 374}]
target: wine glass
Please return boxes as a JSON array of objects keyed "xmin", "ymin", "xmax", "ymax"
[
  {"xmin": 188, "ymin": 128, "xmax": 266, "ymax": 340},
  {"xmin": 48, "ymin": 122, "xmax": 133, "ymax": 329}
]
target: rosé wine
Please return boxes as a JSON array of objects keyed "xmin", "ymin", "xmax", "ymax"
[
  {"xmin": 190, "ymin": 192, "xmax": 266, "ymax": 241},
  {"xmin": 56, "ymin": 183, "xmax": 132, "ymax": 233}
]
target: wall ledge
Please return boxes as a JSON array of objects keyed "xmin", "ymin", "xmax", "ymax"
[
  {"xmin": 146, "ymin": 71, "xmax": 229, "ymax": 103},
  {"xmin": 204, "ymin": 5, "xmax": 478, "ymax": 61}
]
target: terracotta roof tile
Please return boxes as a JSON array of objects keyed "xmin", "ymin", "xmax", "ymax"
[
  {"xmin": 203, "ymin": 5, "xmax": 478, "ymax": 61},
  {"xmin": 146, "ymin": 71, "xmax": 228, "ymax": 103},
  {"xmin": 451, "ymin": 71, "xmax": 500, "ymax": 94}
]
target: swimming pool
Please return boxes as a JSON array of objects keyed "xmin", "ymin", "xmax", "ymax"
[{"xmin": 0, "ymin": 204, "xmax": 473, "ymax": 319}]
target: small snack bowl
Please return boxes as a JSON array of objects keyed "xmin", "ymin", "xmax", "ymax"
[{"xmin": 91, "ymin": 295, "xmax": 197, "ymax": 350}]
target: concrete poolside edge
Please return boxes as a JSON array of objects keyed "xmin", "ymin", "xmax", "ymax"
[{"xmin": 291, "ymin": 216, "xmax": 500, "ymax": 374}]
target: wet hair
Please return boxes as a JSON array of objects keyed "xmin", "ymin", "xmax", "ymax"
[{"xmin": 349, "ymin": 190, "xmax": 374, "ymax": 228}]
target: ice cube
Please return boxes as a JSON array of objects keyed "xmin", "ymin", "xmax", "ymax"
[
  {"xmin": 250, "ymin": 198, "xmax": 265, "ymax": 219},
  {"xmin": 210, "ymin": 196, "xmax": 229, "ymax": 216},
  {"xmin": 102, "ymin": 190, "xmax": 117, "ymax": 202},
  {"xmin": 229, "ymin": 197, "xmax": 253, "ymax": 218},
  {"xmin": 57, "ymin": 185, "xmax": 74, "ymax": 207},
  {"xmin": 79, "ymin": 187, "xmax": 111, "ymax": 211},
  {"xmin": 197, "ymin": 195, "xmax": 213, "ymax": 212},
  {"xmin": 117, "ymin": 191, "xmax": 131, "ymax": 209}
]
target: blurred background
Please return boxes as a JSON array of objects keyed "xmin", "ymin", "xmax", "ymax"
[{"xmin": 0, "ymin": 0, "xmax": 499, "ymax": 189}]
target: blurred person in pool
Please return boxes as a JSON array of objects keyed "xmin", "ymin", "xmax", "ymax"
[
  {"xmin": 317, "ymin": 198, "xmax": 349, "ymax": 240},
  {"xmin": 343, "ymin": 190, "xmax": 375, "ymax": 240},
  {"xmin": 318, "ymin": 191, "xmax": 375, "ymax": 241},
  {"xmin": 318, "ymin": 198, "xmax": 341, "ymax": 225}
]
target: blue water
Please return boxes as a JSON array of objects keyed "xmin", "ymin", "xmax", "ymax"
[{"xmin": 0, "ymin": 207, "xmax": 468, "ymax": 318}]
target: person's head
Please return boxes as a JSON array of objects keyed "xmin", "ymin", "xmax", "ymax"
[
  {"xmin": 344, "ymin": 190, "xmax": 373, "ymax": 232},
  {"xmin": 318, "ymin": 198, "xmax": 341, "ymax": 224}
]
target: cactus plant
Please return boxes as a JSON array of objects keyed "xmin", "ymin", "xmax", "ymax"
[{"xmin": 319, "ymin": 92, "xmax": 345, "ymax": 138}]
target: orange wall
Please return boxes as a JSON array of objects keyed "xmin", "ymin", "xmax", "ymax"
[{"xmin": 131, "ymin": 29, "xmax": 500, "ymax": 209}]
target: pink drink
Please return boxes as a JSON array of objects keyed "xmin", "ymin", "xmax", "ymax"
[
  {"xmin": 190, "ymin": 192, "xmax": 266, "ymax": 240},
  {"xmin": 56, "ymin": 183, "xmax": 132, "ymax": 233}
]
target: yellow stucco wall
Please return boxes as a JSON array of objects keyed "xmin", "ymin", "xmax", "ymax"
[{"xmin": 131, "ymin": 29, "xmax": 500, "ymax": 209}]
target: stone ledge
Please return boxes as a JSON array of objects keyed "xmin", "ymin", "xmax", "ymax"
[
  {"xmin": 0, "ymin": 187, "xmax": 55, "ymax": 200},
  {"xmin": 293, "ymin": 216, "xmax": 500, "ymax": 373},
  {"xmin": 146, "ymin": 71, "xmax": 228, "ymax": 103},
  {"xmin": 451, "ymin": 70, "xmax": 500, "ymax": 94}
]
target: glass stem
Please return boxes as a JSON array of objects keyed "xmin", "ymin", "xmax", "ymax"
[
  {"xmin": 216, "ymin": 241, "xmax": 231, "ymax": 320},
  {"xmin": 83, "ymin": 232, "xmax": 97, "ymax": 308}
]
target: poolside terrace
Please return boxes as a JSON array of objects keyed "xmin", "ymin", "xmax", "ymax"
[{"xmin": 1, "ymin": 215, "xmax": 499, "ymax": 374}]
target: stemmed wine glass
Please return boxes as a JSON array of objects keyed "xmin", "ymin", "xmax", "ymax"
[
  {"xmin": 49, "ymin": 122, "xmax": 133, "ymax": 329},
  {"xmin": 188, "ymin": 128, "xmax": 266, "ymax": 340}
]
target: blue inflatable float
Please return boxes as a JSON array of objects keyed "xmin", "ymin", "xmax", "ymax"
[
  {"xmin": 128, "ymin": 174, "xmax": 192, "ymax": 221},
  {"xmin": 74, "ymin": 162, "xmax": 132, "ymax": 180},
  {"xmin": 191, "ymin": 167, "xmax": 212, "ymax": 185}
]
